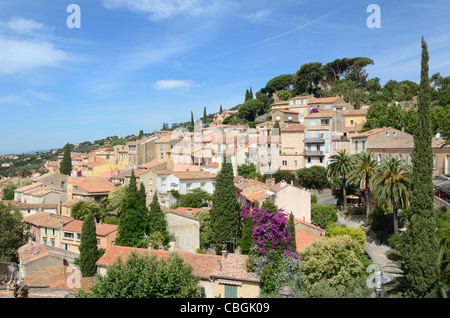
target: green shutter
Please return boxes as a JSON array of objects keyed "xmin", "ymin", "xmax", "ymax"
[{"xmin": 224, "ymin": 284, "xmax": 237, "ymax": 298}]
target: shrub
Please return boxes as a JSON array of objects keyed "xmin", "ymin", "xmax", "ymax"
[{"xmin": 310, "ymin": 204, "xmax": 338, "ymax": 228}]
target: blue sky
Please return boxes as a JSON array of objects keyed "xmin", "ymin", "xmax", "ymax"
[{"xmin": 0, "ymin": 0, "xmax": 449, "ymax": 155}]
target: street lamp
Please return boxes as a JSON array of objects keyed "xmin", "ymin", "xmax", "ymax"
[{"xmin": 279, "ymin": 283, "xmax": 294, "ymax": 298}]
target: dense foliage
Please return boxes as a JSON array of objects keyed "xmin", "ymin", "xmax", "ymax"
[
  {"xmin": 79, "ymin": 252, "xmax": 202, "ymax": 298},
  {"xmin": 78, "ymin": 212, "xmax": 99, "ymax": 277},
  {"xmin": 0, "ymin": 203, "xmax": 30, "ymax": 261}
]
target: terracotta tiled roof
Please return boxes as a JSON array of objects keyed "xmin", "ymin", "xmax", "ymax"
[
  {"xmin": 138, "ymin": 160, "xmax": 167, "ymax": 169},
  {"xmin": 62, "ymin": 219, "xmax": 118, "ymax": 236},
  {"xmin": 96, "ymin": 245, "xmax": 221, "ymax": 279},
  {"xmin": 210, "ymin": 252, "xmax": 261, "ymax": 283},
  {"xmin": 368, "ymin": 136, "xmax": 450, "ymax": 150},
  {"xmin": 171, "ymin": 171, "xmax": 216, "ymax": 180},
  {"xmin": 24, "ymin": 187, "xmax": 53, "ymax": 196},
  {"xmin": 295, "ymin": 230, "xmax": 323, "ymax": 252},
  {"xmin": 19, "ymin": 242, "xmax": 78, "ymax": 266},
  {"xmin": 173, "ymin": 207, "xmax": 204, "ymax": 215},
  {"xmin": 70, "ymin": 177, "xmax": 115, "ymax": 193},
  {"xmin": 15, "ymin": 182, "xmax": 43, "ymax": 193},
  {"xmin": 153, "ymin": 169, "xmax": 172, "ymax": 175},
  {"xmin": 24, "ymin": 212, "xmax": 73, "ymax": 229},
  {"xmin": 61, "ymin": 198, "xmax": 80, "ymax": 207},
  {"xmin": 203, "ymin": 162, "xmax": 219, "ymax": 167},
  {"xmin": 305, "ymin": 110, "xmax": 335, "ymax": 118},
  {"xmin": 281, "ymin": 124, "xmax": 305, "ymax": 132},
  {"xmin": 351, "ymin": 127, "xmax": 392, "ymax": 139},
  {"xmin": 290, "ymin": 96, "xmax": 309, "ymax": 100},
  {"xmin": 337, "ymin": 109, "xmax": 367, "ymax": 116},
  {"xmin": 1, "ymin": 200, "xmax": 57, "ymax": 210},
  {"xmin": 309, "ymin": 96, "xmax": 341, "ymax": 104}
]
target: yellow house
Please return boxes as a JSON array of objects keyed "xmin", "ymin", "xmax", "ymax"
[
  {"xmin": 23, "ymin": 212, "xmax": 74, "ymax": 249},
  {"xmin": 280, "ymin": 124, "xmax": 305, "ymax": 171},
  {"xmin": 339, "ymin": 109, "xmax": 367, "ymax": 128},
  {"xmin": 61, "ymin": 198, "xmax": 80, "ymax": 217},
  {"xmin": 60, "ymin": 220, "xmax": 118, "ymax": 254}
]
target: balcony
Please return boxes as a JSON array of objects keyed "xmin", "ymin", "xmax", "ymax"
[
  {"xmin": 304, "ymin": 137, "xmax": 325, "ymax": 143},
  {"xmin": 304, "ymin": 150, "xmax": 324, "ymax": 156}
]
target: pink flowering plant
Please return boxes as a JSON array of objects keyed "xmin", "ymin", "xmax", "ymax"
[{"xmin": 241, "ymin": 202, "xmax": 304, "ymax": 295}]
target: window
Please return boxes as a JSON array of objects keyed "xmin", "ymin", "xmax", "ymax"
[
  {"xmin": 377, "ymin": 154, "xmax": 382, "ymax": 163},
  {"xmin": 44, "ymin": 227, "xmax": 48, "ymax": 235},
  {"xmin": 64, "ymin": 232, "xmax": 74, "ymax": 239},
  {"xmin": 350, "ymin": 120, "xmax": 354, "ymax": 126},
  {"xmin": 77, "ymin": 233, "xmax": 81, "ymax": 240},
  {"xmin": 149, "ymin": 179, "xmax": 153, "ymax": 185},
  {"xmin": 333, "ymin": 141, "xmax": 338, "ymax": 150},
  {"xmin": 276, "ymin": 115, "xmax": 281, "ymax": 121},
  {"xmin": 97, "ymin": 239, "xmax": 101, "ymax": 246},
  {"xmin": 282, "ymin": 160, "xmax": 288, "ymax": 166},
  {"xmin": 343, "ymin": 141, "xmax": 347, "ymax": 149},
  {"xmin": 325, "ymin": 143, "xmax": 330, "ymax": 153},
  {"xmin": 64, "ymin": 244, "xmax": 69, "ymax": 250},
  {"xmin": 288, "ymin": 115, "xmax": 292, "ymax": 120},
  {"xmin": 285, "ymin": 137, "xmax": 289, "ymax": 143},
  {"xmin": 307, "ymin": 157, "xmax": 311, "ymax": 163},
  {"xmin": 324, "ymin": 104, "xmax": 331, "ymax": 110},
  {"xmin": 161, "ymin": 177, "xmax": 166, "ymax": 186},
  {"xmin": 310, "ymin": 119, "xmax": 316, "ymax": 127},
  {"xmin": 201, "ymin": 182, "xmax": 206, "ymax": 190},
  {"xmin": 434, "ymin": 155, "xmax": 439, "ymax": 170},
  {"xmin": 224, "ymin": 284, "xmax": 238, "ymax": 298},
  {"xmin": 160, "ymin": 153, "xmax": 164, "ymax": 159},
  {"xmin": 300, "ymin": 110, "xmax": 304, "ymax": 116},
  {"xmin": 52, "ymin": 229, "xmax": 56, "ymax": 236},
  {"xmin": 160, "ymin": 144, "xmax": 164, "ymax": 151},
  {"xmin": 187, "ymin": 183, "xmax": 192, "ymax": 191}
]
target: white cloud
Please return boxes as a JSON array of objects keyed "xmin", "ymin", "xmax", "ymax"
[
  {"xmin": 243, "ymin": 9, "xmax": 271, "ymax": 23},
  {"xmin": 101, "ymin": 0, "xmax": 225, "ymax": 20},
  {"xmin": 153, "ymin": 79, "xmax": 196, "ymax": 89},
  {"xmin": 6, "ymin": 17, "xmax": 51, "ymax": 34},
  {"xmin": 0, "ymin": 37, "xmax": 70, "ymax": 75}
]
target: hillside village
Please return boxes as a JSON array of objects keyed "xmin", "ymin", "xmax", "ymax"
[{"xmin": 1, "ymin": 56, "xmax": 450, "ymax": 299}]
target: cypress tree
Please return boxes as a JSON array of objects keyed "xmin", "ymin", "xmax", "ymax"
[
  {"xmin": 138, "ymin": 182, "xmax": 147, "ymax": 208},
  {"xmin": 245, "ymin": 89, "xmax": 250, "ymax": 102},
  {"xmin": 287, "ymin": 212, "xmax": 297, "ymax": 253},
  {"xmin": 219, "ymin": 104, "xmax": 223, "ymax": 114},
  {"xmin": 210, "ymin": 156, "xmax": 240, "ymax": 252},
  {"xmin": 402, "ymin": 37, "xmax": 439, "ymax": 297},
  {"xmin": 249, "ymin": 87, "xmax": 253, "ymax": 100},
  {"xmin": 203, "ymin": 107, "xmax": 207, "ymax": 124},
  {"xmin": 79, "ymin": 212, "xmax": 98, "ymax": 277},
  {"xmin": 115, "ymin": 170, "xmax": 150, "ymax": 247},
  {"xmin": 148, "ymin": 192, "xmax": 169, "ymax": 247},
  {"xmin": 190, "ymin": 111, "xmax": 194, "ymax": 132},
  {"xmin": 60, "ymin": 143, "xmax": 72, "ymax": 175},
  {"xmin": 239, "ymin": 215, "xmax": 254, "ymax": 255}
]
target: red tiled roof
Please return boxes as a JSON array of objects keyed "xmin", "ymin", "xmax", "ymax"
[
  {"xmin": 281, "ymin": 124, "xmax": 305, "ymax": 132},
  {"xmin": 295, "ymin": 230, "xmax": 323, "ymax": 252},
  {"xmin": 96, "ymin": 245, "xmax": 221, "ymax": 279},
  {"xmin": 309, "ymin": 96, "xmax": 341, "ymax": 104},
  {"xmin": 61, "ymin": 219, "xmax": 118, "ymax": 236},
  {"xmin": 70, "ymin": 177, "xmax": 115, "ymax": 193},
  {"xmin": 24, "ymin": 212, "xmax": 73, "ymax": 229},
  {"xmin": 210, "ymin": 252, "xmax": 261, "ymax": 283}
]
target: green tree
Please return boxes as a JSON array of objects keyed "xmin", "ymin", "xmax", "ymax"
[
  {"xmin": 60, "ymin": 143, "xmax": 72, "ymax": 175},
  {"xmin": 372, "ymin": 157, "xmax": 411, "ymax": 234},
  {"xmin": 299, "ymin": 235, "xmax": 366, "ymax": 295},
  {"xmin": 0, "ymin": 203, "xmax": 30, "ymax": 261},
  {"xmin": 203, "ymin": 107, "xmax": 207, "ymax": 124},
  {"xmin": 238, "ymin": 214, "xmax": 254, "ymax": 255},
  {"xmin": 2, "ymin": 182, "xmax": 18, "ymax": 200},
  {"xmin": 78, "ymin": 212, "xmax": 99, "ymax": 277},
  {"xmin": 402, "ymin": 37, "xmax": 440, "ymax": 298},
  {"xmin": 311, "ymin": 204, "xmax": 338, "ymax": 228},
  {"xmin": 210, "ymin": 157, "xmax": 241, "ymax": 252},
  {"xmin": 350, "ymin": 151, "xmax": 377, "ymax": 218},
  {"xmin": 148, "ymin": 192, "xmax": 169, "ymax": 247},
  {"xmin": 237, "ymin": 163, "xmax": 256, "ymax": 178},
  {"xmin": 297, "ymin": 166, "xmax": 329, "ymax": 190},
  {"xmin": 287, "ymin": 212, "xmax": 297, "ymax": 252},
  {"xmin": 81, "ymin": 252, "xmax": 202, "ymax": 298},
  {"xmin": 238, "ymin": 99, "xmax": 265, "ymax": 122},
  {"xmin": 219, "ymin": 104, "xmax": 223, "ymax": 114},
  {"xmin": 106, "ymin": 185, "xmax": 127, "ymax": 215},
  {"xmin": 326, "ymin": 150, "xmax": 355, "ymax": 211},
  {"xmin": 293, "ymin": 62, "xmax": 326, "ymax": 95},
  {"xmin": 72, "ymin": 201, "xmax": 104, "ymax": 221},
  {"xmin": 17, "ymin": 168, "xmax": 33, "ymax": 179},
  {"xmin": 196, "ymin": 209, "xmax": 213, "ymax": 250},
  {"xmin": 263, "ymin": 74, "xmax": 293, "ymax": 97},
  {"xmin": 115, "ymin": 170, "xmax": 150, "ymax": 247}
]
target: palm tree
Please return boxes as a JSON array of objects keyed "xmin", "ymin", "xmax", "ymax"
[
  {"xmin": 372, "ymin": 157, "xmax": 411, "ymax": 234},
  {"xmin": 327, "ymin": 150, "xmax": 355, "ymax": 211},
  {"xmin": 17, "ymin": 168, "xmax": 33, "ymax": 179},
  {"xmin": 350, "ymin": 151, "xmax": 377, "ymax": 219}
]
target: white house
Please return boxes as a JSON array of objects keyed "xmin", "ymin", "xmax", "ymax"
[{"xmin": 155, "ymin": 170, "xmax": 217, "ymax": 195}]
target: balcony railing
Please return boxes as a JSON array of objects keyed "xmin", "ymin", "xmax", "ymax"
[
  {"xmin": 304, "ymin": 137, "xmax": 325, "ymax": 143},
  {"xmin": 304, "ymin": 150, "xmax": 324, "ymax": 156}
]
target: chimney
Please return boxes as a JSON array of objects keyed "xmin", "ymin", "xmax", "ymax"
[
  {"xmin": 148, "ymin": 243, "xmax": 154, "ymax": 249},
  {"xmin": 216, "ymin": 260, "xmax": 222, "ymax": 271},
  {"xmin": 235, "ymin": 246, "xmax": 242, "ymax": 255},
  {"xmin": 222, "ymin": 250, "xmax": 228, "ymax": 258}
]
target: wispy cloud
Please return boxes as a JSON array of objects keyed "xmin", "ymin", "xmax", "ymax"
[
  {"xmin": 5, "ymin": 16, "xmax": 53, "ymax": 34},
  {"xmin": 153, "ymin": 79, "xmax": 197, "ymax": 90},
  {"xmin": 242, "ymin": 9, "xmax": 271, "ymax": 23},
  {"xmin": 101, "ymin": 0, "xmax": 225, "ymax": 21},
  {"xmin": 192, "ymin": 9, "xmax": 340, "ymax": 64}
]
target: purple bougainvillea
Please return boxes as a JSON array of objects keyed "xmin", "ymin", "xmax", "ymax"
[{"xmin": 241, "ymin": 203, "xmax": 299, "ymax": 259}]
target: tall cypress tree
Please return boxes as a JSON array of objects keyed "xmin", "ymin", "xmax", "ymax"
[
  {"xmin": 148, "ymin": 192, "xmax": 169, "ymax": 247},
  {"xmin": 210, "ymin": 156, "xmax": 240, "ymax": 253},
  {"xmin": 203, "ymin": 107, "xmax": 207, "ymax": 124},
  {"xmin": 219, "ymin": 104, "xmax": 223, "ymax": 114},
  {"xmin": 79, "ymin": 212, "xmax": 98, "ymax": 277},
  {"xmin": 287, "ymin": 212, "xmax": 297, "ymax": 253},
  {"xmin": 402, "ymin": 37, "xmax": 439, "ymax": 298},
  {"xmin": 60, "ymin": 143, "xmax": 72, "ymax": 175},
  {"xmin": 115, "ymin": 170, "xmax": 150, "ymax": 247}
]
